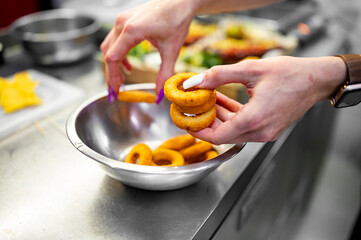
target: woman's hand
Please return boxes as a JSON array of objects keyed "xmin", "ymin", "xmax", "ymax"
[
  {"xmin": 101, "ymin": 0, "xmax": 196, "ymax": 95},
  {"xmin": 188, "ymin": 56, "xmax": 346, "ymax": 144}
]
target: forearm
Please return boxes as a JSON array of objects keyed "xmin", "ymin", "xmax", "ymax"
[{"xmin": 190, "ymin": 0, "xmax": 282, "ymax": 15}]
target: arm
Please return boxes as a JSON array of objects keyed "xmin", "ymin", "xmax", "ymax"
[{"xmin": 195, "ymin": 0, "xmax": 281, "ymax": 14}]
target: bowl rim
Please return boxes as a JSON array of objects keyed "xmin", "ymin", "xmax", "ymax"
[
  {"xmin": 10, "ymin": 9, "xmax": 100, "ymax": 42},
  {"xmin": 66, "ymin": 83, "xmax": 246, "ymax": 175}
]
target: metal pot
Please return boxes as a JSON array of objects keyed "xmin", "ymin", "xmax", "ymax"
[{"xmin": 10, "ymin": 9, "xmax": 100, "ymax": 65}]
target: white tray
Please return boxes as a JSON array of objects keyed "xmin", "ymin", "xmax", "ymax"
[{"xmin": 0, "ymin": 69, "xmax": 84, "ymax": 139}]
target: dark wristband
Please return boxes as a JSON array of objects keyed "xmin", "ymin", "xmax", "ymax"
[
  {"xmin": 334, "ymin": 54, "xmax": 361, "ymax": 85},
  {"xmin": 331, "ymin": 54, "xmax": 361, "ymax": 107}
]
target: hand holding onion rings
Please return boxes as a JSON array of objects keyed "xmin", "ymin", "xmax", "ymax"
[
  {"xmin": 164, "ymin": 73, "xmax": 217, "ymax": 131},
  {"xmin": 117, "ymin": 90, "xmax": 157, "ymax": 103}
]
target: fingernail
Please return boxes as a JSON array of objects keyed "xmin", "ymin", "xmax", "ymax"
[
  {"xmin": 183, "ymin": 73, "xmax": 204, "ymax": 89},
  {"xmin": 107, "ymin": 86, "xmax": 114, "ymax": 103},
  {"xmin": 111, "ymin": 87, "xmax": 118, "ymax": 100},
  {"xmin": 156, "ymin": 89, "xmax": 164, "ymax": 104}
]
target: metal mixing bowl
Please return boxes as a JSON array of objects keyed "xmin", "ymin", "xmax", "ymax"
[
  {"xmin": 66, "ymin": 83, "xmax": 246, "ymax": 191},
  {"xmin": 10, "ymin": 9, "xmax": 99, "ymax": 65}
]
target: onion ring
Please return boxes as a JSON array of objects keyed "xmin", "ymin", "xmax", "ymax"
[
  {"xmin": 117, "ymin": 90, "xmax": 156, "ymax": 103},
  {"xmin": 151, "ymin": 148, "xmax": 185, "ymax": 167},
  {"xmin": 179, "ymin": 141, "xmax": 213, "ymax": 160},
  {"xmin": 173, "ymin": 91, "xmax": 216, "ymax": 114},
  {"xmin": 159, "ymin": 134, "xmax": 196, "ymax": 151},
  {"xmin": 164, "ymin": 72, "xmax": 215, "ymax": 106},
  {"xmin": 185, "ymin": 150, "xmax": 219, "ymax": 164},
  {"xmin": 125, "ymin": 143, "xmax": 152, "ymax": 165},
  {"xmin": 170, "ymin": 104, "xmax": 216, "ymax": 132},
  {"xmin": 204, "ymin": 150, "xmax": 219, "ymax": 160}
]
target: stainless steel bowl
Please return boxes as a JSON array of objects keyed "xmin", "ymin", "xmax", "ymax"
[
  {"xmin": 10, "ymin": 9, "xmax": 99, "ymax": 65},
  {"xmin": 66, "ymin": 83, "xmax": 246, "ymax": 191}
]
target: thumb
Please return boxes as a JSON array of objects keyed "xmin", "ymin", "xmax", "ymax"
[{"xmin": 197, "ymin": 61, "xmax": 254, "ymax": 89}]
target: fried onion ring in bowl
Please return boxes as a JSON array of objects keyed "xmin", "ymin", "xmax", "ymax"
[
  {"xmin": 170, "ymin": 104, "xmax": 216, "ymax": 132},
  {"xmin": 159, "ymin": 134, "xmax": 196, "ymax": 151},
  {"xmin": 164, "ymin": 72, "xmax": 215, "ymax": 106},
  {"xmin": 117, "ymin": 90, "xmax": 156, "ymax": 103},
  {"xmin": 125, "ymin": 143, "xmax": 153, "ymax": 165},
  {"xmin": 204, "ymin": 150, "xmax": 219, "ymax": 160},
  {"xmin": 151, "ymin": 148, "xmax": 185, "ymax": 167},
  {"xmin": 179, "ymin": 141, "xmax": 213, "ymax": 160},
  {"xmin": 185, "ymin": 150, "xmax": 219, "ymax": 164}
]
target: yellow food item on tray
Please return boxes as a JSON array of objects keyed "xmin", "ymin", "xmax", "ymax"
[{"xmin": 0, "ymin": 71, "xmax": 42, "ymax": 114}]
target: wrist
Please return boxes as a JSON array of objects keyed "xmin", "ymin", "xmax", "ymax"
[{"xmin": 312, "ymin": 56, "xmax": 347, "ymax": 101}]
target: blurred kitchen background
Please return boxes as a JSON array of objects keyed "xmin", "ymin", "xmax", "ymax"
[{"xmin": 1, "ymin": 0, "xmax": 361, "ymax": 239}]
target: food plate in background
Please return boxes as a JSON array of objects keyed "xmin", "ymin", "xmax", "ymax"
[{"xmin": 0, "ymin": 69, "xmax": 84, "ymax": 139}]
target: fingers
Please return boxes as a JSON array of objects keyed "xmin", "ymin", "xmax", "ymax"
[
  {"xmin": 216, "ymin": 92, "xmax": 242, "ymax": 113},
  {"xmin": 215, "ymin": 104, "xmax": 236, "ymax": 123},
  {"xmin": 100, "ymin": 29, "xmax": 114, "ymax": 54},
  {"xmin": 197, "ymin": 59, "xmax": 260, "ymax": 89},
  {"xmin": 122, "ymin": 59, "xmax": 132, "ymax": 72},
  {"xmin": 155, "ymin": 46, "xmax": 179, "ymax": 94},
  {"xmin": 189, "ymin": 100, "xmax": 256, "ymax": 144},
  {"xmin": 106, "ymin": 60, "xmax": 124, "ymax": 91},
  {"xmin": 189, "ymin": 119, "xmax": 240, "ymax": 144},
  {"xmin": 102, "ymin": 25, "xmax": 143, "ymax": 92}
]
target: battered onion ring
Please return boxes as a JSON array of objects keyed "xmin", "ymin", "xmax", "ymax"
[
  {"xmin": 117, "ymin": 90, "xmax": 156, "ymax": 103},
  {"xmin": 125, "ymin": 143, "xmax": 152, "ymax": 165},
  {"xmin": 170, "ymin": 104, "xmax": 216, "ymax": 132},
  {"xmin": 151, "ymin": 148, "xmax": 185, "ymax": 167},
  {"xmin": 185, "ymin": 150, "xmax": 219, "ymax": 164},
  {"xmin": 179, "ymin": 141, "xmax": 213, "ymax": 160},
  {"xmin": 159, "ymin": 134, "xmax": 196, "ymax": 151},
  {"xmin": 204, "ymin": 150, "xmax": 219, "ymax": 160},
  {"xmin": 164, "ymin": 72, "xmax": 216, "ymax": 106},
  {"xmin": 173, "ymin": 91, "xmax": 216, "ymax": 114}
]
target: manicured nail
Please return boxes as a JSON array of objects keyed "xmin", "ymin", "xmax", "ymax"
[
  {"xmin": 111, "ymin": 87, "xmax": 118, "ymax": 100},
  {"xmin": 107, "ymin": 86, "xmax": 114, "ymax": 103},
  {"xmin": 183, "ymin": 73, "xmax": 204, "ymax": 89},
  {"xmin": 156, "ymin": 89, "xmax": 164, "ymax": 104}
]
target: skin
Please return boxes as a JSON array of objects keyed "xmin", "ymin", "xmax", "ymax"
[
  {"xmin": 101, "ymin": 0, "xmax": 281, "ymax": 94},
  {"xmin": 188, "ymin": 56, "xmax": 346, "ymax": 144},
  {"xmin": 101, "ymin": 0, "xmax": 348, "ymax": 144}
]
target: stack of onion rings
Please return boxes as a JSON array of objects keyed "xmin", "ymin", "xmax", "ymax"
[
  {"xmin": 117, "ymin": 90, "xmax": 156, "ymax": 103},
  {"xmin": 164, "ymin": 73, "xmax": 217, "ymax": 131},
  {"xmin": 122, "ymin": 134, "xmax": 218, "ymax": 166}
]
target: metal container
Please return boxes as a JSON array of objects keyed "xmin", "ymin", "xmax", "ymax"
[
  {"xmin": 66, "ymin": 83, "xmax": 246, "ymax": 191},
  {"xmin": 10, "ymin": 9, "xmax": 99, "ymax": 65}
]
